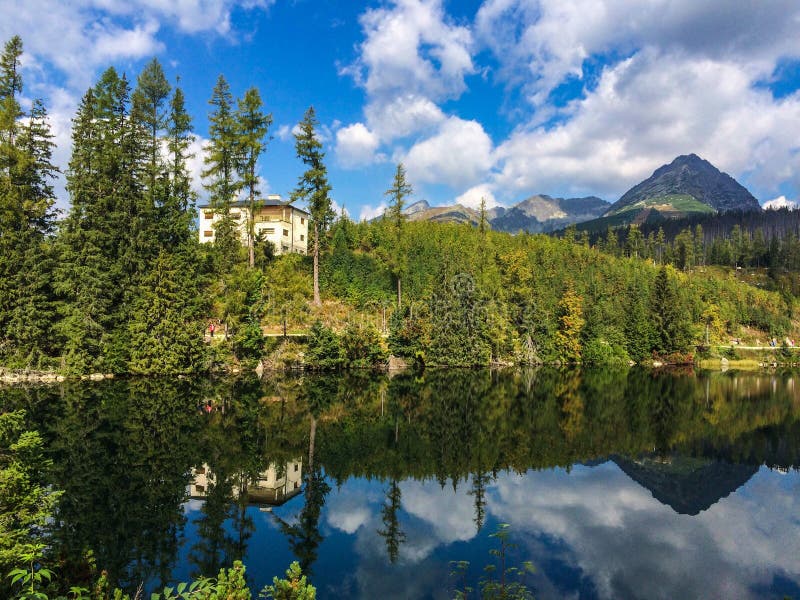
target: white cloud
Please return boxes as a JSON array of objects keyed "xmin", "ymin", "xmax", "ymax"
[
  {"xmin": 763, "ymin": 196, "xmax": 799, "ymax": 210},
  {"xmin": 359, "ymin": 202, "xmax": 387, "ymax": 222},
  {"xmin": 337, "ymin": 0, "xmax": 476, "ymax": 182},
  {"xmin": 454, "ymin": 184, "xmax": 498, "ymax": 210},
  {"xmin": 350, "ymin": 0, "xmax": 474, "ymax": 104},
  {"xmin": 486, "ymin": 50, "xmax": 800, "ymax": 201},
  {"xmin": 364, "ymin": 95, "xmax": 445, "ymax": 143},
  {"xmin": 475, "ymin": 0, "xmax": 800, "ymax": 107},
  {"xmin": 90, "ymin": 19, "xmax": 163, "ymax": 62},
  {"xmin": 404, "ymin": 117, "xmax": 494, "ymax": 188},
  {"xmin": 487, "ymin": 464, "xmax": 800, "ymax": 599},
  {"xmin": 186, "ymin": 135, "xmax": 210, "ymax": 200},
  {"xmin": 335, "ymin": 122, "xmax": 381, "ymax": 168}
]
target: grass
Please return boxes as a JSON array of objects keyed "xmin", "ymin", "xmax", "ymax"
[{"xmin": 607, "ymin": 194, "xmax": 717, "ymax": 217}]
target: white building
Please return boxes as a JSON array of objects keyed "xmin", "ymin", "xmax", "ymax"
[{"xmin": 198, "ymin": 194, "xmax": 309, "ymax": 255}]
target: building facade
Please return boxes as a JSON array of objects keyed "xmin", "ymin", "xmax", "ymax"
[{"xmin": 198, "ymin": 194, "xmax": 309, "ymax": 255}]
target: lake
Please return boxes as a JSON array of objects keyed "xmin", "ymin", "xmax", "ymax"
[{"xmin": 6, "ymin": 368, "xmax": 800, "ymax": 599}]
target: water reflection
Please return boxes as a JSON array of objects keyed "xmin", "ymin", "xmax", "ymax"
[
  {"xmin": 4, "ymin": 368, "xmax": 800, "ymax": 598},
  {"xmin": 189, "ymin": 461, "xmax": 303, "ymax": 507}
]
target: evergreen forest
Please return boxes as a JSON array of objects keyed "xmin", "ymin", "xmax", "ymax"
[{"xmin": 1, "ymin": 35, "xmax": 799, "ymax": 375}]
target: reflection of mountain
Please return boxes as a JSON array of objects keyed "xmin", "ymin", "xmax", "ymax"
[{"xmin": 612, "ymin": 455, "xmax": 758, "ymax": 515}]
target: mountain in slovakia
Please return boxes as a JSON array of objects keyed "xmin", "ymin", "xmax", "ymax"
[
  {"xmin": 398, "ymin": 195, "xmax": 609, "ymax": 233},
  {"xmin": 490, "ymin": 194, "xmax": 608, "ymax": 233},
  {"xmin": 602, "ymin": 153, "xmax": 761, "ymax": 225}
]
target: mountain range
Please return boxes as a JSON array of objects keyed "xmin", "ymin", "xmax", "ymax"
[{"xmin": 399, "ymin": 153, "xmax": 762, "ymax": 232}]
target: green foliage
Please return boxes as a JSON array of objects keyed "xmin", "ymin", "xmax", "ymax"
[
  {"xmin": 260, "ymin": 562, "xmax": 315, "ymax": 600},
  {"xmin": 387, "ymin": 306, "xmax": 429, "ymax": 361},
  {"xmin": 341, "ymin": 322, "xmax": 388, "ymax": 368},
  {"xmin": 0, "ymin": 412, "xmax": 61, "ymax": 599},
  {"xmin": 451, "ymin": 524, "xmax": 534, "ymax": 600},
  {"xmin": 428, "ymin": 272, "xmax": 491, "ymax": 367},
  {"xmin": 304, "ymin": 321, "xmax": 344, "ymax": 370},
  {"xmin": 292, "ymin": 107, "xmax": 332, "ymax": 306},
  {"xmin": 554, "ymin": 285, "xmax": 585, "ymax": 363}
]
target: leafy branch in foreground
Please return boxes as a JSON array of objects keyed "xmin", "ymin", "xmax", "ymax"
[{"xmin": 451, "ymin": 523, "xmax": 535, "ymax": 600}]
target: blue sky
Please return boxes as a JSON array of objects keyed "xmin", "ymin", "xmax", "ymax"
[{"xmin": 4, "ymin": 0, "xmax": 800, "ymax": 219}]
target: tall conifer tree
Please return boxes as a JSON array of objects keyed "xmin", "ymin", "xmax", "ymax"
[
  {"xmin": 203, "ymin": 75, "xmax": 240, "ymax": 268},
  {"xmin": 234, "ymin": 87, "xmax": 271, "ymax": 268},
  {"xmin": 292, "ymin": 107, "xmax": 332, "ymax": 306},
  {"xmin": 384, "ymin": 163, "xmax": 412, "ymax": 308},
  {"xmin": 0, "ymin": 37, "xmax": 58, "ymax": 366}
]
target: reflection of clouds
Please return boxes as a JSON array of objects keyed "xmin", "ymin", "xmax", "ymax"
[
  {"xmin": 400, "ymin": 479, "xmax": 477, "ymax": 545},
  {"xmin": 489, "ymin": 464, "xmax": 800, "ymax": 600},
  {"xmin": 326, "ymin": 487, "xmax": 375, "ymax": 534},
  {"xmin": 322, "ymin": 478, "xmax": 480, "ymax": 599}
]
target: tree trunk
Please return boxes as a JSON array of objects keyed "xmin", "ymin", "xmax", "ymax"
[
  {"xmin": 313, "ymin": 222, "xmax": 321, "ymax": 305},
  {"xmin": 397, "ymin": 277, "xmax": 401, "ymax": 309}
]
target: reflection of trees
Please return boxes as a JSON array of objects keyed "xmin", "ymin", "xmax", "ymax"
[
  {"xmin": 43, "ymin": 380, "xmax": 200, "ymax": 594},
  {"xmin": 273, "ymin": 376, "xmax": 333, "ymax": 575},
  {"xmin": 13, "ymin": 367, "xmax": 800, "ymax": 594},
  {"xmin": 377, "ymin": 479, "xmax": 406, "ymax": 563}
]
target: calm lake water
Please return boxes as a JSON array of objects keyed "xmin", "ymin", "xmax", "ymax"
[{"xmin": 6, "ymin": 368, "xmax": 800, "ymax": 599}]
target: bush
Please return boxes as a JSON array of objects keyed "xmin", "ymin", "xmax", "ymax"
[
  {"xmin": 304, "ymin": 321, "xmax": 345, "ymax": 370},
  {"xmin": 341, "ymin": 322, "xmax": 388, "ymax": 368}
]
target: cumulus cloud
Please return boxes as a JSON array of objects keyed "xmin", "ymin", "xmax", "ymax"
[
  {"xmin": 404, "ymin": 117, "xmax": 494, "ymax": 187},
  {"xmin": 454, "ymin": 184, "xmax": 498, "ymax": 209},
  {"xmin": 359, "ymin": 202, "xmax": 388, "ymax": 222},
  {"xmin": 349, "ymin": 0, "xmax": 474, "ymax": 104},
  {"xmin": 484, "ymin": 49, "xmax": 800, "ymax": 201},
  {"xmin": 763, "ymin": 196, "xmax": 799, "ymax": 210},
  {"xmin": 336, "ymin": 0, "xmax": 475, "ymax": 174},
  {"xmin": 475, "ymin": 0, "xmax": 800, "ymax": 107},
  {"xmin": 335, "ymin": 123, "xmax": 381, "ymax": 168}
]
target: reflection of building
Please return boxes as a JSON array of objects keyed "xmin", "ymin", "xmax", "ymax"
[
  {"xmin": 190, "ymin": 459, "xmax": 303, "ymax": 507},
  {"xmin": 198, "ymin": 195, "xmax": 309, "ymax": 255}
]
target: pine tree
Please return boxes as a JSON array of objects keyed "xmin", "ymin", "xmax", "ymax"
[
  {"xmin": 128, "ymin": 251, "xmax": 207, "ymax": 374},
  {"xmin": 234, "ymin": 87, "xmax": 272, "ymax": 268},
  {"xmin": 163, "ymin": 84, "xmax": 196, "ymax": 248},
  {"xmin": 132, "ymin": 58, "xmax": 170, "ymax": 207},
  {"xmin": 554, "ymin": 284, "xmax": 585, "ymax": 363},
  {"xmin": 203, "ymin": 75, "xmax": 241, "ymax": 269},
  {"xmin": 292, "ymin": 106, "xmax": 332, "ymax": 306},
  {"xmin": 650, "ymin": 266, "xmax": 692, "ymax": 356},
  {"xmin": 0, "ymin": 38, "xmax": 58, "ymax": 366},
  {"xmin": 384, "ymin": 163, "xmax": 412, "ymax": 308}
]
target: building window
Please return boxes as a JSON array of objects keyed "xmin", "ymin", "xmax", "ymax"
[
  {"xmin": 263, "ymin": 227, "xmax": 275, "ymax": 234},
  {"xmin": 231, "ymin": 211, "xmax": 241, "ymax": 219},
  {"xmin": 203, "ymin": 230, "xmax": 213, "ymax": 237},
  {"xmin": 283, "ymin": 229, "xmax": 289, "ymax": 237},
  {"xmin": 203, "ymin": 211, "xmax": 213, "ymax": 219},
  {"xmin": 300, "ymin": 217, "xmax": 305, "ymax": 224},
  {"xmin": 294, "ymin": 464, "xmax": 299, "ymax": 472},
  {"xmin": 300, "ymin": 234, "xmax": 304, "ymax": 241}
]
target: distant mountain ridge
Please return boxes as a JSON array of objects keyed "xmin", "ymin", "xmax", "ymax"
[
  {"xmin": 399, "ymin": 195, "xmax": 609, "ymax": 233},
  {"xmin": 604, "ymin": 153, "xmax": 760, "ymax": 218},
  {"xmin": 391, "ymin": 154, "xmax": 760, "ymax": 233}
]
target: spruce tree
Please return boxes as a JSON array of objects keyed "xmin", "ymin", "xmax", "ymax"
[
  {"xmin": 203, "ymin": 75, "xmax": 241, "ymax": 268},
  {"xmin": 164, "ymin": 84, "xmax": 196, "ymax": 248},
  {"xmin": 0, "ymin": 37, "xmax": 58, "ymax": 366},
  {"xmin": 234, "ymin": 87, "xmax": 271, "ymax": 268},
  {"xmin": 384, "ymin": 163, "xmax": 412, "ymax": 308},
  {"xmin": 292, "ymin": 107, "xmax": 332, "ymax": 306},
  {"xmin": 132, "ymin": 58, "xmax": 170, "ymax": 207},
  {"xmin": 128, "ymin": 251, "xmax": 207, "ymax": 374}
]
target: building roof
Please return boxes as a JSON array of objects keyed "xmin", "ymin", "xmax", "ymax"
[{"xmin": 198, "ymin": 196, "xmax": 309, "ymax": 215}]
